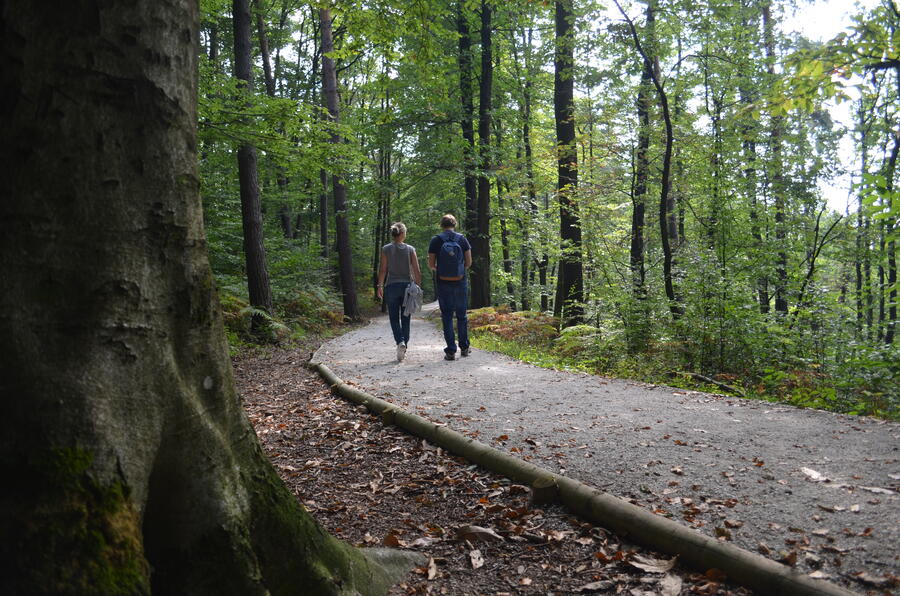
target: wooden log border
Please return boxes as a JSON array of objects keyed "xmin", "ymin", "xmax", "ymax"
[{"xmin": 310, "ymin": 361, "xmax": 857, "ymax": 596}]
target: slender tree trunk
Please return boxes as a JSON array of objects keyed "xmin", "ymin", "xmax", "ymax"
[
  {"xmin": 209, "ymin": 23, "xmax": 219, "ymax": 64},
  {"xmin": 254, "ymin": 0, "xmax": 293, "ymax": 240},
  {"xmin": 519, "ymin": 26, "xmax": 539, "ymax": 312},
  {"xmin": 456, "ymin": 2, "xmax": 478, "ymax": 233},
  {"xmin": 319, "ymin": 168, "xmax": 329, "ymax": 258},
  {"xmin": 0, "ymin": 2, "xmax": 416, "ymax": 593},
  {"xmin": 618, "ymin": 0, "xmax": 681, "ymax": 320},
  {"xmin": 320, "ymin": 8, "xmax": 360, "ymax": 321},
  {"xmin": 763, "ymin": 2, "xmax": 789, "ymax": 315},
  {"xmin": 254, "ymin": 0, "xmax": 276, "ymax": 97},
  {"xmin": 553, "ymin": 0, "xmax": 583, "ymax": 325},
  {"xmin": 883, "ymin": 117, "xmax": 899, "ymax": 344},
  {"xmin": 374, "ymin": 141, "xmax": 391, "ymax": 312},
  {"xmin": 856, "ymin": 100, "xmax": 870, "ymax": 334},
  {"xmin": 628, "ymin": 0, "xmax": 654, "ymax": 350},
  {"xmin": 470, "ymin": 0, "xmax": 493, "ymax": 308},
  {"xmin": 497, "ymin": 179, "xmax": 516, "ymax": 310},
  {"xmin": 539, "ymin": 188, "xmax": 550, "ymax": 312},
  {"xmin": 233, "ymin": 0, "xmax": 274, "ymax": 324}
]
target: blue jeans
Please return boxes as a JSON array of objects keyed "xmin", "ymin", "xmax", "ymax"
[
  {"xmin": 436, "ymin": 279, "xmax": 468, "ymax": 354},
  {"xmin": 385, "ymin": 282, "xmax": 410, "ymax": 345}
]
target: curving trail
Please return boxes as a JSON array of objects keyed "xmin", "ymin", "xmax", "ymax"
[{"xmin": 316, "ymin": 302, "xmax": 900, "ymax": 590}]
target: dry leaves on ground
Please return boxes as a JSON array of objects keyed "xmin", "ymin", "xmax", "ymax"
[{"xmin": 235, "ymin": 347, "xmax": 763, "ymax": 595}]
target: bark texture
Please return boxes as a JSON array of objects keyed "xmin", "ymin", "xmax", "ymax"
[
  {"xmin": 553, "ymin": 0, "xmax": 584, "ymax": 325},
  {"xmin": 0, "ymin": 2, "xmax": 411, "ymax": 593},
  {"xmin": 470, "ymin": 0, "xmax": 493, "ymax": 309},
  {"xmin": 233, "ymin": 0, "xmax": 274, "ymax": 320},
  {"xmin": 320, "ymin": 8, "xmax": 361, "ymax": 321}
]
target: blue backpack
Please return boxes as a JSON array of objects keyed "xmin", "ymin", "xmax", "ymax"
[{"xmin": 436, "ymin": 231, "xmax": 465, "ymax": 280}]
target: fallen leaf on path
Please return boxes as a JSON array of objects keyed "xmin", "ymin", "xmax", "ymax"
[
  {"xmin": 659, "ymin": 574, "xmax": 683, "ymax": 596},
  {"xmin": 859, "ymin": 485, "xmax": 895, "ymax": 495},
  {"xmin": 779, "ymin": 551, "xmax": 798, "ymax": 566},
  {"xmin": 469, "ymin": 549, "xmax": 484, "ymax": 569},
  {"xmin": 853, "ymin": 572, "xmax": 893, "ymax": 587},
  {"xmin": 455, "ymin": 524, "xmax": 504, "ymax": 542},
  {"xmin": 628, "ymin": 554, "xmax": 677, "ymax": 573},
  {"xmin": 426, "ymin": 557, "xmax": 438, "ymax": 580},
  {"xmin": 576, "ymin": 580, "xmax": 614, "ymax": 592},
  {"xmin": 801, "ymin": 467, "xmax": 829, "ymax": 482}
]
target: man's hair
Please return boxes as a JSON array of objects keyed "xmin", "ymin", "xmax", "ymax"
[
  {"xmin": 440, "ymin": 214, "xmax": 457, "ymax": 229},
  {"xmin": 390, "ymin": 222, "xmax": 407, "ymax": 238}
]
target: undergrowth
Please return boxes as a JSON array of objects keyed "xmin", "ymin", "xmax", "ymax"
[
  {"xmin": 218, "ymin": 286, "xmax": 354, "ymax": 357},
  {"xmin": 466, "ymin": 306, "xmax": 898, "ymax": 420}
]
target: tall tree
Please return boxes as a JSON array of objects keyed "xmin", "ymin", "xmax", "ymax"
[
  {"xmin": 763, "ymin": 1, "xmax": 789, "ymax": 315},
  {"xmin": 254, "ymin": 0, "xmax": 294, "ymax": 239},
  {"xmin": 0, "ymin": 0, "xmax": 417, "ymax": 592},
  {"xmin": 553, "ymin": 0, "xmax": 584, "ymax": 325},
  {"xmin": 233, "ymin": 0, "xmax": 274, "ymax": 323},
  {"xmin": 627, "ymin": 0, "xmax": 656, "ymax": 350},
  {"xmin": 456, "ymin": 1, "xmax": 479, "ymax": 234},
  {"xmin": 320, "ymin": 7, "xmax": 361, "ymax": 321},
  {"xmin": 470, "ymin": 0, "xmax": 494, "ymax": 308}
]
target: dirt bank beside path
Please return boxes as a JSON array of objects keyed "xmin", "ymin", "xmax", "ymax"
[{"xmin": 315, "ymin": 303, "xmax": 900, "ymax": 593}]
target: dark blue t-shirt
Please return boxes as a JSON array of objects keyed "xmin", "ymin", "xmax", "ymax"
[{"xmin": 428, "ymin": 230, "xmax": 471, "ymax": 256}]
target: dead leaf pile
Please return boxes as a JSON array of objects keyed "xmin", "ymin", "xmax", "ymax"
[{"xmin": 234, "ymin": 347, "xmax": 893, "ymax": 595}]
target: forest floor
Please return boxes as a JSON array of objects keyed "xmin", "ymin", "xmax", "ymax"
[{"xmin": 236, "ymin": 303, "xmax": 899, "ymax": 595}]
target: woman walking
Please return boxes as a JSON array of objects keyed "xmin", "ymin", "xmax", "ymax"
[{"xmin": 377, "ymin": 222, "xmax": 422, "ymax": 361}]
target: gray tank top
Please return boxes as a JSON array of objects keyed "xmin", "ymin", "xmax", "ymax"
[{"xmin": 383, "ymin": 242, "xmax": 415, "ymax": 285}]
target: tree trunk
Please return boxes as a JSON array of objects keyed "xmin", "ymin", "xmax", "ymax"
[
  {"xmin": 234, "ymin": 0, "xmax": 274, "ymax": 325},
  {"xmin": 628, "ymin": 0, "xmax": 654, "ymax": 350},
  {"xmin": 883, "ymin": 112, "xmax": 899, "ymax": 344},
  {"xmin": 618, "ymin": 0, "xmax": 681, "ymax": 321},
  {"xmin": 553, "ymin": 0, "xmax": 583, "ymax": 326},
  {"xmin": 517, "ymin": 25, "xmax": 539, "ymax": 312},
  {"xmin": 855, "ymin": 98, "xmax": 871, "ymax": 335},
  {"xmin": 456, "ymin": 2, "xmax": 478, "ymax": 233},
  {"xmin": 255, "ymin": 0, "xmax": 293, "ymax": 240},
  {"xmin": 0, "ymin": 2, "xmax": 416, "ymax": 593},
  {"xmin": 470, "ymin": 0, "xmax": 493, "ymax": 309},
  {"xmin": 763, "ymin": 2, "xmax": 788, "ymax": 315},
  {"xmin": 254, "ymin": 0, "xmax": 277, "ymax": 97},
  {"xmin": 320, "ymin": 168, "xmax": 330, "ymax": 259},
  {"xmin": 320, "ymin": 8, "xmax": 360, "ymax": 321},
  {"xmin": 497, "ymin": 179, "xmax": 516, "ymax": 310}
]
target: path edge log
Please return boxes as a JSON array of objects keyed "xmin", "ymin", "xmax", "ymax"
[{"xmin": 309, "ymin": 360, "xmax": 859, "ymax": 596}]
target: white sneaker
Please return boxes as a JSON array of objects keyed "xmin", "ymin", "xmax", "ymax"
[{"xmin": 397, "ymin": 342, "xmax": 407, "ymax": 362}]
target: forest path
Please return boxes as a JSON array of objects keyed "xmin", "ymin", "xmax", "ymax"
[{"xmin": 315, "ymin": 302, "xmax": 899, "ymax": 588}]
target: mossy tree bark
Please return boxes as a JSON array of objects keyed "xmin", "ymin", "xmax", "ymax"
[{"xmin": 0, "ymin": 2, "xmax": 410, "ymax": 594}]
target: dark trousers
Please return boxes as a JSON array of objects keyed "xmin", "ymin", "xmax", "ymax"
[
  {"xmin": 385, "ymin": 282, "xmax": 410, "ymax": 345},
  {"xmin": 436, "ymin": 279, "xmax": 468, "ymax": 354}
]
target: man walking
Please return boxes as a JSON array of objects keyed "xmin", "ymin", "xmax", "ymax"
[{"xmin": 428, "ymin": 214, "xmax": 472, "ymax": 360}]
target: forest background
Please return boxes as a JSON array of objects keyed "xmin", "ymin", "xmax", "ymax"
[{"xmin": 200, "ymin": 0, "xmax": 899, "ymax": 418}]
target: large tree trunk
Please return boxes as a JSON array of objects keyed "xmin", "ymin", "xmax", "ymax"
[
  {"xmin": 456, "ymin": 2, "xmax": 478, "ymax": 234},
  {"xmin": 553, "ymin": 0, "xmax": 584, "ymax": 326},
  {"xmin": 0, "ymin": 1, "xmax": 416, "ymax": 593},
  {"xmin": 234, "ymin": 0, "xmax": 274, "ymax": 323},
  {"xmin": 320, "ymin": 8, "xmax": 361, "ymax": 321},
  {"xmin": 470, "ymin": 0, "xmax": 493, "ymax": 309}
]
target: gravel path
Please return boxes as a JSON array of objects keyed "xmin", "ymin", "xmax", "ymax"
[{"xmin": 315, "ymin": 303, "xmax": 900, "ymax": 592}]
